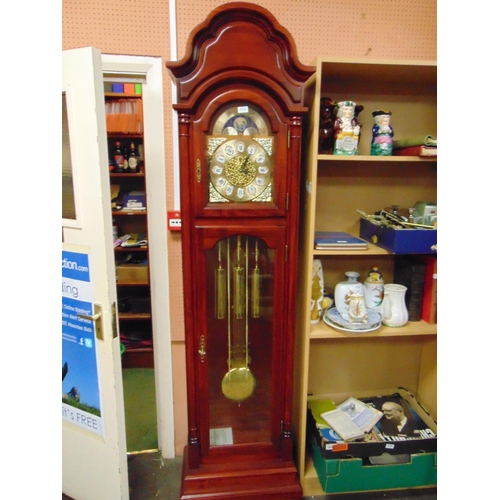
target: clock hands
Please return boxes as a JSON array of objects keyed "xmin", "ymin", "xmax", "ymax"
[{"xmin": 240, "ymin": 155, "xmax": 251, "ymax": 175}]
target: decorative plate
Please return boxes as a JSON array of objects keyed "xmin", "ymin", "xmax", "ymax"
[{"xmin": 324, "ymin": 307, "xmax": 382, "ymax": 332}]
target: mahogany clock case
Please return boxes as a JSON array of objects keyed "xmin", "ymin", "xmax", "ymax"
[{"xmin": 167, "ymin": 3, "xmax": 314, "ymax": 499}]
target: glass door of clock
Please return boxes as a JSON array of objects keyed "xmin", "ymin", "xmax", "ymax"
[{"xmin": 201, "ymin": 229, "xmax": 286, "ymax": 452}]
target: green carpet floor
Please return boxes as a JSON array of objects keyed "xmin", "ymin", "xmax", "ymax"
[{"xmin": 122, "ymin": 368, "xmax": 158, "ymax": 452}]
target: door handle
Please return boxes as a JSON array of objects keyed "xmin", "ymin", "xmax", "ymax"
[{"xmin": 77, "ymin": 304, "xmax": 103, "ymax": 340}]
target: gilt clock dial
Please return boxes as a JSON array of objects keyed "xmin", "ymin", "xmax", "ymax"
[
  {"xmin": 208, "ymin": 104, "xmax": 273, "ymax": 203},
  {"xmin": 209, "ymin": 136, "xmax": 273, "ymax": 202}
]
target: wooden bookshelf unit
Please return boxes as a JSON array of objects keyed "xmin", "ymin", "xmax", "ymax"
[{"xmin": 293, "ymin": 57, "xmax": 437, "ymax": 496}]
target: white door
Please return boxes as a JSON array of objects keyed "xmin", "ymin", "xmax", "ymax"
[{"xmin": 62, "ymin": 47, "xmax": 128, "ymax": 500}]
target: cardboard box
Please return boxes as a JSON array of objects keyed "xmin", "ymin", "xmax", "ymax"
[
  {"xmin": 310, "ymin": 436, "xmax": 437, "ymax": 494},
  {"xmin": 309, "ymin": 388, "xmax": 437, "ymax": 460},
  {"xmin": 116, "ymin": 264, "xmax": 149, "ymax": 284},
  {"xmin": 359, "ymin": 218, "xmax": 437, "ymax": 254}
]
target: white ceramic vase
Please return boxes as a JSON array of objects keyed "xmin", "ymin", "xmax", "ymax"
[{"xmin": 334, "ymin": 271, "xmax": 364, "ymax": 317}]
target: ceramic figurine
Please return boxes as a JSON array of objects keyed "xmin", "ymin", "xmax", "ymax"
[
  {"xmin": 318, "ymin": 97, "xmax": 335, "ymax": 154},
  {"xmin": 370, "ymin": 109, "xmax": 394, "ymax": 156},
  {"xmin": 333, "ymin": 101, "xmax": 363, "ymax": 155},
  {"xmin": 347, "ymin": 293, "xmax": 368, "ymax": 323}
]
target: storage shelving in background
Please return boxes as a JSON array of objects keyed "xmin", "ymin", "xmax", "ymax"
[
  {"xmin": 105, "ymin": 82, "xmax": 153, "ymax": 368},
  {"xmin": 293, "ymin": 57, "xmax": 437, "ymax": 496}
]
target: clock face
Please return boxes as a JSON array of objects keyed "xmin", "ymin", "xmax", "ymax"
[
  {"xmin": 208, "ymin": 103, "xmax": 274, "ymax": 203},
  {"xmin": 209, "ymin": 137, "xmax": 273, "ymax": 202}
]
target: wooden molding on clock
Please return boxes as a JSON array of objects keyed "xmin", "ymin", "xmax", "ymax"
[{"xmin": 168, "ymin": 2, "xmax": 314, "ymax": 112}]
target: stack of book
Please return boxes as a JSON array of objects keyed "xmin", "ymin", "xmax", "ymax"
[
  {"xmin": 392, "ymin": 135, "xmax": 437, "ymax": 157},
  {"xmin": 114, "ymin": 233, "xmax": 148, "ymax": 248},
  {"xmin": 314, "ymin": 231, "xmax": 368, "ymax": 250},
  {"xmin": 393, "ymin": 255, "xmax": 437, "ymax": 323},
  {"xmin": 121, "ymin": 232, "xmax": 148, "ymax": 248},
  {"xmin": 104, "ymin": 97, "xmax": 143, "ymax": 134}
]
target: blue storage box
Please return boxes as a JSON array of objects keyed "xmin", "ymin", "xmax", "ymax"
[
  {"xmin": 359, "ymin": 218, "xmax": 437, "ymax": 254},
  {"xmin": 111, "ymin": 83, "xmax": 124, "ymax": 93}
]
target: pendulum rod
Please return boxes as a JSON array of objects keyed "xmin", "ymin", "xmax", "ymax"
[
  {"xmin": 215, "ymin": 241, "xmax": 226, "ymax": 319},
  {"xmin": 251, "ymin": 238, "xmax": 260, "ymax": 318}
]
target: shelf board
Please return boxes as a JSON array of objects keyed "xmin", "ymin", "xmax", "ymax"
[
  {"xmin": 118, "ymin": 312, "xmax": 151, "ymax": 320},
  {"xmin": 115, "ymin": 246, "xmax": 148, "ymax": 252},
  {"xmin": 318, "ymin": 154, "xmax": 437, "ymax": 162},
  {"xmin": 112, "ymin": 209, "xmax": 147, "ymax": 216},
  {"xmin": 116, "ymin": 282, "xmax": 149, "ymax": 287},
  {"xmin": 310, "ymin": 319, "xmax": 436, "ymax": 339},
  {"xmin": 107, "ymin": 132, "xmax": 143, "ymax": 138},
  {"xmin": 105, "ymin": 92, "xmax": 142, "ymax": 98},
  {"xmin": 317, "ymin": 57, "xmax": 437, "ymax": 87},
  {"xmin": 110, "ymin": 172, "xmax": 145, "ymax": 178}
]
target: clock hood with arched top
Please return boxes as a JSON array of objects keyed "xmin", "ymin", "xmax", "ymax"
[{"xmin": 167, "ymin": 2, "xmax": 315, "ymax": 113}]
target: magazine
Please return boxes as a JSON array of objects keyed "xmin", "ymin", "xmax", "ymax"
[
  {"xmin": 360, "ymin": 393, "xmax": 437, "ymax": 442},
  {"xmin": 336, "ymin": 397, "xmax": 383, "ymax": 433},
  {"xmin": 320, "ymin": 408, "xmax": 365, "ymax": 441},
  {"xmin": 320, "ymin": 397, "xmax": 383, "ymax": 442}
]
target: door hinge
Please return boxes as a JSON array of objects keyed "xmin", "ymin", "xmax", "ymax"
[
  {"xmin": 287, "ymin": 129, "xmax": 290, "ymax": 148},
  {"xmin": 285, "ymin": 245, "xmax": 288, "ymax": 262},
  {"xmin": 286, "ymin": 193, "xmax": 289, "ymax": 211},
  {"xmin": 111, "ymin": 301, "xmax": 118, "ymax": 339}
]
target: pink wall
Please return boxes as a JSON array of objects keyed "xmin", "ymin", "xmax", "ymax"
[{"xmin": 62, "ymin": 0, "xmax": 437, "ymax": 456}]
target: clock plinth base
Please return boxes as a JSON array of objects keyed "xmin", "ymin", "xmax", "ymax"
[{"xmin": 179, "ymin": 448, "xmax": 302, "ymax": 500}]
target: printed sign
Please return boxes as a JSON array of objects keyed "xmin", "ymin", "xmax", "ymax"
[{"xmin": 62, "ymin": 246, "xmax": 103, "ymax": 436}]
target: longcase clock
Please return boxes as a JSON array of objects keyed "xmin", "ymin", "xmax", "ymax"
[{"xmin": 167, "ymin": 3, "xmax": 314, "ymax": 499}]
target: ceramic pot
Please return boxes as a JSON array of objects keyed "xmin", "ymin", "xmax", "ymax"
[
  {"xmin": 381, "ymin": 283, "xmax": 409, "ymax": 327},
  {"xmin": 334, "ymin": 271, "xmax": 364, "ymax": 317}
]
